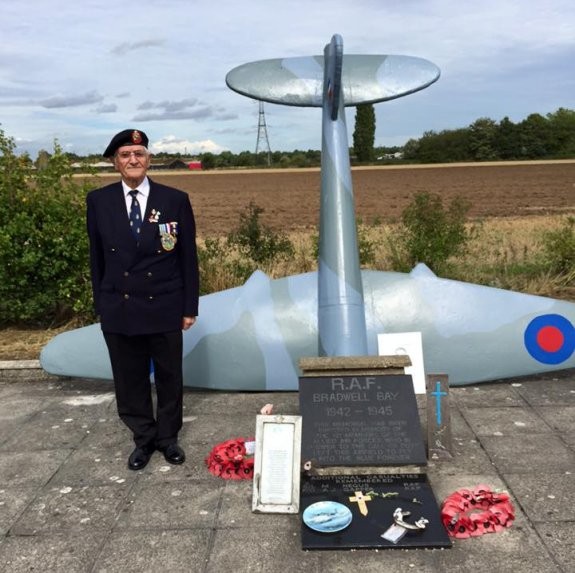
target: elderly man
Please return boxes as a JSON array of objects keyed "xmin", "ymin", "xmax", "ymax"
[{"xmin": 86, "ymin": 129, "xmax": 199, "ymax": 470}]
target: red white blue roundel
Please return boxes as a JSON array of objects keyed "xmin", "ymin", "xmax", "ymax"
[{"xmin": 524, "ymin": 314, "xmax": 575, "ymax": 365}]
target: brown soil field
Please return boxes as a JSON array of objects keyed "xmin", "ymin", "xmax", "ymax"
[
  {"xmin": 140, "ymin": 161, "xmax": 575, "ymax": 236},
  {"xmin": 3, "ymin": 160, "xmax": 574, "ymax": 361}
]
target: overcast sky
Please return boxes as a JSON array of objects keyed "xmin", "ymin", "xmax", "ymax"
[{"xmin": 2, "ymin": 0, "xmax": 574, "ymax": 157}]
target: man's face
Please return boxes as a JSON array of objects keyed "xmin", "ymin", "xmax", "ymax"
[{"xmin": 113, "ymin": 145, "xmax": 150, "ymax": 184}]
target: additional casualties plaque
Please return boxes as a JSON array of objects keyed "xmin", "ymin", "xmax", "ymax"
[
  {"xmin": 299, "ymin": 375, "xmax": 426, "ymax": 466},
  {"xmin": 300, "ymin": 474, "xmax": 451, "ymax": 550}
]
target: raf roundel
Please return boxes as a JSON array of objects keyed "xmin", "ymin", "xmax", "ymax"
[{"xmin": 524, "ymin": 314, "xmax": 575, "ymax": 365}]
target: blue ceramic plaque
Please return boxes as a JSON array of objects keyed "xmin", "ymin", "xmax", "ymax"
[{"xmin": 302, "ymin": 501, "xmax": 353, "ymax": 533}]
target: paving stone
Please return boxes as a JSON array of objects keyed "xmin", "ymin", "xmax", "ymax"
[
  {"xmin": 217, "ymin": 479, "xmax": 295, "ymax": 529},
  {"xmin": 93, "ymin": 529, "xmax": 212, "ymax": 573},
  {"xmin": 427, "ymin": 437, "xmax": 497, "ymax": 476},
  {"xmin": 503, "ymin": 472, "xmax": 575, "ymax": 522},
  {"xmin": 319, "ymin": 548, "xmax": 444, "ymax": 572},
  {"xmin": 535, "ymin": 406, "xmax": 575, "ymax": 434},
  {"xmin": 535, "ymin": 522, "xmax": 575, "ymax": 573},
  {"xmin": 514, "ymin": 378, "xmax": 575, "ymax": 407},
  {"xmin": 450, "ymin": 384, "xmax": 526, "ymax": 408},
  {"xmin": 460, "ymin": 406, "xmax": 552, "ymax": 436},
  {"xmin": 0, "ymin": 450, "xmax": 71, "ymax": 487},
  {"xmin": 10, "ymin": 483, "xmax": 130, "ymax": 535},
  {"xmin": 116, "ymin": 479, "xmax": 223, "ymax": 529},
  {"xmin": 1, "ymin": 373, "xmax": 574, "ymax": 571},
  {"xmin": 435, "ymin": 526, "xmax": 561, "ymax": 573},
  {"xmin": 206, "ymin": 526, "xmax": 319, "ymax": 573},
  {"xmin": 0, "ymin": 486, "xmax": 37, "ymax": 535},
  {"xmin": 183, "ymin": 413, "xmax": 258, "ymax": 444},
  {"xmin": 0, "ymin": 407, "xmax": 99, "ymax": 451},
  {"xmin": 184, "ymin": 389, "xmax": 301, "ymax": 416},
  {"xmin": 0, "ymin": 530, "xmax": 108, "ymax": 573},
  {"xmin": 479, "ymin": 434, "xmax": 575, "ymax": 473},
  {"xmin": 49, "ymin": 445, "xmax": 138, "ymax": 487}
]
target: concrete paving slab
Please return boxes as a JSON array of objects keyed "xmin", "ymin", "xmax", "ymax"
[
  {"xmin": 185, "ymin": 390, "xmax": 301, "ymax": 416},
  {"xmin": 0, "ymin": 530, "xmax": 109, "ymax": 573},
  {"xmin": 460, "ymin": 406, "xmax": 553, "ymax": 436},
  {"xmin": 535, "ymin": 522, "xmax": 575, "ymax": 573},
  {"xmin": 562, "ymin": 433, "xmax": 575, "ymax": 448},
  {"xmin": 10, "ymin": 482, "xmax": 130, "ymax": 535},
  {"xmin": 48, "ymin": 445, "xmax": 138, "ymax": 487},
  {"xmin": 136, "ymin": 444, "xmax": 212, "ymax": 482},
  {"xmin": 0, "ymin": 408, "xmax": 100, "ymax": 451},
  {"xmin": 450, "ymin": 384, "xmax": 526, "ymax": 408},
  {"xmin": 217, "ymin": 480, "xmax": 295, "ymax": 530},
  {"xmin": 479, "ymin": 434, "xmax": 575, "ymax": 473},
  {"xmin": 317, "ymin": 548, "xmax": 444, "ymax": 573},
  {"xmin": 503, "ymin": 472, "xmax": 575, "ymax": 522},
  {"xmin": 0, "ymin": 449, "xmax": 71, "ymax": 487},
  {"xmin": 513, "ymin": 377, "xmax": 575, "ymax": 407},
  {"xmin": 1, "ymin": 372, "xmax": 574, "ymax": 572},
  {"xmin": 80, "ymin": 416, "xmax": 131, "ymax": 450},
  {"xmin": 116, "ymin": 480, "xmax": 223, "ymax": 530},
  {"xmin": 93, "ymin": 529, "xmax": 213, "ymax": 573},
  {"xmin": 0, "ymin": 487, "xmax": 37, "ymax": 536},
  {"xmin": 206, "ymin": 526, "xmax": 320, "ymax": 573},
  {"xmin": 435, "ymin": 527, "xmax": 563, "ymax": 573},
  {"xmin": 536, "ymin": 406, "xmax": 575, "ymax": 434},
  {"xmin": 427, "ymin": 437, "xmax": 497, "ymax": 476},
  {"xmin": 183, "ymin": 414, "xmax": 258, "ymax": 444}
]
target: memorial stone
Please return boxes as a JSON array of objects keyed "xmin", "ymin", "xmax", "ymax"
[
  {"xmin": 299, "ymin": 374, "xmax": 427, "ymax": 466},
  {"xmin": 299, "ymin": 371, "xmax": 451, "ymax": 550}
]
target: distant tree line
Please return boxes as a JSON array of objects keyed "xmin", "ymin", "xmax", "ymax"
[
  {"xmin": 403, "ymin": 108, "xmax": 575, "ymax": 163},
  {"xmin": 58, "ymin": 107, "xmax": 574, "ymax": 169}
]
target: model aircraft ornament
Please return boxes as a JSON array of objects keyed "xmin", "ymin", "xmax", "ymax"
[{"xmin": 41, "ymin": 35, "xmax": 575, "ymax": 389}]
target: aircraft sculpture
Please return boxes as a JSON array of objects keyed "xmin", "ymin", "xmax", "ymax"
[{"xmin": 40, "ymin": 35, "xmax": 575, "ymax": 389}]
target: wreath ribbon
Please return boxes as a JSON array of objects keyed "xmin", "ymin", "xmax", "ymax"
[
  {"xmin": 441, "ymin": 484, "xmax": 515, "ymax": 538},
  {"xmin": 205, "ymin": 437, "xmax": 254, "ymax": 480}
]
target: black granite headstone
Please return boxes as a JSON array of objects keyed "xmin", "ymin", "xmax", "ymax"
[
  {"xmin": 300, "ymin": 473, "xmax": 451, "ymax": 549},
  {"xmin": 299, "ymin": 375, "xmax": 426, "ymax": 466}
]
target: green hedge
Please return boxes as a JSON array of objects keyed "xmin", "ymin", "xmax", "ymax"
[{"xmin": 0, "ymin": 129, "xmax": 94, "ymax": 326}]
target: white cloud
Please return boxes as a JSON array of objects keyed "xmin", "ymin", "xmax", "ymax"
[
  {"xmin": 0, "ymin": 0, "xmax": 573, "ymax": 155},
  {"xmin": 150, "ymin": 135, "xmax": 227, "ymax": 155}
]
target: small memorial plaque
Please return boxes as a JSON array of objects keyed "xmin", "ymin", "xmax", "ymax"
[
  {"xmin": 300, "ymin": 473, "xmax": 451, "ymax": 550},
  {"xmin": 299, "ymin": 375, "xmax": 426, "ymax": 467},
  {"xmin": 252, "ymin": 415, "xmax": 301, "ymax": 514}
]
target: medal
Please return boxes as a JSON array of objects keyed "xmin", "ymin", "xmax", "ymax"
[
  {"xmin": 159, "ymin": 222, "xmax": 178, "ymax": 251},
  {"xmin": 161, "ymin": 233, "xmax": 176, "ymax": 251}
]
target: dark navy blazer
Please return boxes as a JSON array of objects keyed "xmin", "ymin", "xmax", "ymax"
[{"xmin": 86, "ymin": 179, "xmax": 199, "ymax": 335}]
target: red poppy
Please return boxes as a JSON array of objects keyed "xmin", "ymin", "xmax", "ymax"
[
  {"xmin": 441, "ymin": 485, "xmax": 515, "ymax": 539},
  {"xmin": 205, "ymin": 437, "xmax": 255, "ymax": 481}
]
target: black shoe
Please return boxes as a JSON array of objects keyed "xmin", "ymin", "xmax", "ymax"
[
  {"xmin": 161, "ymin": 443, "xmax": 186, "ymax": 465},
  {"xmin": 128, "ymin": 446, "xmax": 154, "ymax": 471}
]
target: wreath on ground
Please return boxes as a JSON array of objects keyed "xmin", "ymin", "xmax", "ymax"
[
  {"xmin": 205, "ymin": 437, "xmax": 254, "ymax": 480},
  {"xmin": 441, "ymin": 484, "xmax": 515, "ymax": 539}
]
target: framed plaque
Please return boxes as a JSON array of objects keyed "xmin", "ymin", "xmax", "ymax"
[{"xmin": 252, "ymin": 414, "xmax": 302, "ymax": 514}]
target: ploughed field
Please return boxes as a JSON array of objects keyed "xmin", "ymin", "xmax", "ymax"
[{"xmin": 119, "ymin": 161, "xmax": 575, "ymax": 236}]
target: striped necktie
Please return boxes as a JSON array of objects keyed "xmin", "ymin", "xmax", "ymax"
[{"xmin": 128, "ymin": 190, "xmax": 142, "ymax": 239}]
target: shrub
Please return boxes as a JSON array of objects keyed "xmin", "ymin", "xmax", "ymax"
[
  {"xmin": 0, "ymin": 129, "xmax": 93, "ymax": 326},
  {"xmin": 540, "ymin": 216, "xmax": 575, "ymax": 275},
  {"xmin": 388, "ymin": 191, "xmax": 473, "ymax": 273},
  {"xmin": 227, "ymin": 201, "xmax": 294, "ymax": 264}
]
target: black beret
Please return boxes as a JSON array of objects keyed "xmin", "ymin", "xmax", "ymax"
[{"xmin": 103, "ymin": 129, "xmax": 149, "ymax": 158}]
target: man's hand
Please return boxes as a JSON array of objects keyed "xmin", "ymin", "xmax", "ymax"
[{"xmin": 182, "ymin": 316, "xmax": 197, "ymax": 330}]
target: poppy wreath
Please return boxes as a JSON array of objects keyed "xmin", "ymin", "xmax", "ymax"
[
  {"xmin": 441, "ymin": 484, "xmax": 515, "ymax": 539},
  {"xmin": 205, "ymin": 438, "xmax": 254, "ymax": 480}
]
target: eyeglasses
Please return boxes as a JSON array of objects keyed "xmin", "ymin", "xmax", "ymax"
[{"xmin": 116, "ymin": 150, "xmax": 148, "ymax": 160}]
